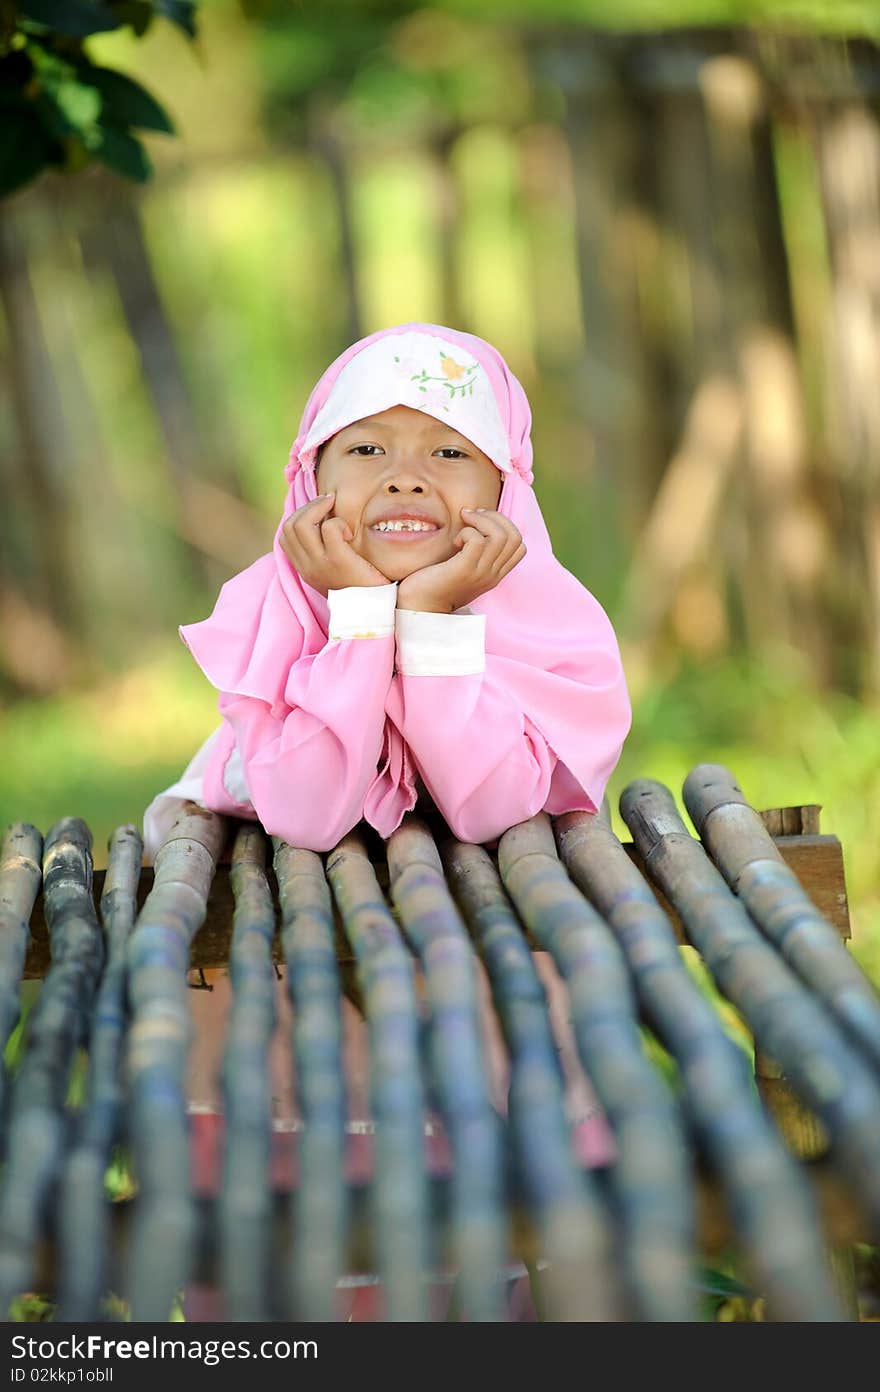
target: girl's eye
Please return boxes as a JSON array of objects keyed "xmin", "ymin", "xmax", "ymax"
[
  {"xmin": 434, "ymin": 448, "xmax": 467, "ymax": 459},
  {"xmin": 349, "ymin": 444, "xmax": 384, "ymax": 456}
]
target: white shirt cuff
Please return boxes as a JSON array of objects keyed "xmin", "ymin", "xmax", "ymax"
[
  {"xmin": 395, "ymin": 608, "xmax": 486, "ymax": 676},
  {"xmin": 327, "ymin": 583, "xmax": 397, "ymax": 640}
]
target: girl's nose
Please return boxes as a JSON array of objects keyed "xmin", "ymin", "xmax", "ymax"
[
  {"xmin": 384, "ymin": 463, "xmax": 430, "ymax": 492},
  {"xmin": 387, "ymin": 479, "xmax": 426, "ymax": 492}
]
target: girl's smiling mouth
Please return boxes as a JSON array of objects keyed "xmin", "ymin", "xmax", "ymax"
[{"xmin": 367, "ymin": 509, "xmax": 443, "ymax": 540}]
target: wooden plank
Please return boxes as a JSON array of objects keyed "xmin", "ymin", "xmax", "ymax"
[
  {"xmin": 621, "ymin": 835, "xmax": 850, "ymax": 943},
  {"xmin": 22, "ymin": 829, "xmax": 851, "ymax": 978}
]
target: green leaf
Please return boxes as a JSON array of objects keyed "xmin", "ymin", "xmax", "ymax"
[
  {"xmin": 0, "ymin": 51, "xmax": 35, "ymax": 102},
  {"xmin": 75, "ymin": 63, "xmax": 175, "ymax": 133},
  {"xmin": 695, "ymin": 1267, "xmax": 754, "ymax": 1300},
  {"xmin": 33, "ymin": 90, "xmax": 78, "ymax": 142},
  {"xmin": 92, "ymin": 121, "xmax": 152, "ymax": 181},
  {"xmin": 0, "ymin": 108, "xmax": 57, "ymax": 197},
  {"xmin": 18, "ymin": 0, "xmax": 121, "ymax": 37},
  {"xmin": 113, "ymin": 0, "xmax": 155, "ymax": 36},
  {"xmin": 155, "ymin": 1, "xmax": 198, "ymax": 39},
  {"xmin": 26, "ymin": 39, "xmax": 78, "ymax": 94},
  {"xmin": 54, "ymin": 80, "xmax": 102, "ymax": 132}
]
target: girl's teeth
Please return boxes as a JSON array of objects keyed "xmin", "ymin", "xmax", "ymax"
[{"xmin": 374, "ymin": 520, "xmax": 434, "ymax": 531}]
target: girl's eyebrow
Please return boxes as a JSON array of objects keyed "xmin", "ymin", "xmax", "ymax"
[
  {"xmin": 337, "ymin": 416, "xmax": 473, "ymax": 448},
  {"xmin": 338, "ymin": 416, "xmax": 391, "ymax": 434}
]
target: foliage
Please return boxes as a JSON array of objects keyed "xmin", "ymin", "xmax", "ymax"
[
  {"xmin": 241, "ymin": 0, "xmax": 880, "ymax": 143},
  {"xmin": 0, "ymin": 0, "xmax": 198, "ymax": 197},
  {"xmin": 695, "ymin": 1262, "xmax": 760, "ymax": 1320},
  {"xmin": 436, "ymin": 0, "xmax": 880, "ymax": 37}
]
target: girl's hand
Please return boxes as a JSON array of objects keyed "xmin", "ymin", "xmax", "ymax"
[
  {"xmin": 396, "ymin": 508, "xmax": 526, "ymax": 614},
  {"xmin": 280, "ymin": 494, "xmax": 391, "ymax": 596}
]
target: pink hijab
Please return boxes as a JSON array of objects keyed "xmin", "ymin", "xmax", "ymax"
[{"xmin": 178, "ymin": 322, "xmax": 630, "ymax": 841}]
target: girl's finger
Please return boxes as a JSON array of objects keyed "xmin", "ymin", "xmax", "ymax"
[
  {"xmin": 461, "ymin": 511, "xmax": 519, "ymax": 563},
  {"xmin": 483, "ymin": 515, "xmax": 523, "ymax": 560},
  {"xmin": 461, "ymin": 509, "xmax": 518, "ymax": 538},
  {"xmin": 321, "ymin": 516, "xmax": 354, "ymax": 548},
  {"xmin": 456, "ymin": 523, "xmax": 489, "ymax": 543},
  {"xmin": 288, "ymin": 496, "xmax": 336, "ymax": 559},
  {"xmin": 498, "ymin": 541, "xmax": 527, "ymax": 577},
  {"xmin": 454, "ymin": 526, "xmax": 490, "ymax": 555},
  {"xmin": 498, "ymin": 533, "xmax": 525, "ymax": 568},
  {"xmin": 291, "ymin": 494, "xmax": 336, "ymax": 531}
]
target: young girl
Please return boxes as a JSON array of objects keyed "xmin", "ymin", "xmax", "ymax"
[{"xmin": 143, "ymin": 322, "xmax": 632, "ymax": 861}]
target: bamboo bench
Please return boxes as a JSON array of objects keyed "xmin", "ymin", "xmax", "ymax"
[{"xmin": 1, "ymin": 762, "xmax": 879, "ymax": 1321}]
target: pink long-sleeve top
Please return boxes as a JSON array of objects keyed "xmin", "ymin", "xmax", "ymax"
[{"xmin": 178, "ymin": 581, "xmax": 629, "ymax": 856}]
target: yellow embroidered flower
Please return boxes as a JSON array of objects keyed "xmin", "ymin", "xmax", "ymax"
[{"xmin": 441, "ymin": 356, "xmax": 466, "ymax": 381}]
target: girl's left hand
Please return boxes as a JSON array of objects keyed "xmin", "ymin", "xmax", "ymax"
[{"xmin": 396, "ymin": 508, "xmax": 526, "ymax": 614}]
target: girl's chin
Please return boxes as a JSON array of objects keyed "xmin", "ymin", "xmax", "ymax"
[
  {"xmin": 378, "ymin": 561, "xmax": 438, "ymax": 581},
  {"xmin": 362, "ymin": 541, "xmax": 454, "ymax": 577}
]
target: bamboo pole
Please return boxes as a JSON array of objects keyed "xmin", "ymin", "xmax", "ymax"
[
  {"xmin": 386, "ymin": 815, "xmax": 508, "ymax": 1321},
  {"xmin": 554, "ymin": 801, "xmax": 843, "ymax": 1321},
  {"xmin": 440, "ymin": 834, "xmax": 624, "ymax": 1321},
  {"xmin": 0, "ymin": 818, "xmax": 104, "ymax": 1315},
  {"xmin": 272, "ymin": 838, "xmax": 347, "ymax": 1322},
  {"xmin": 24, "ymin": 1151, "xmax": 876, "ymax": 1301},
  {"xmin": 683, "ymin": 763, "xmax": 880, "ymax": 1074},
  {"xmin": 220, "ymin": 824, "xmax": 277, "ymax": 1321},
  {"xmin": 0, "ymin": 822, "xmax": 42, "ymax": 1125},
  {"xmin": 325, "ymin": 829, "xmax": 431, "ymax": 1322},
  {"xmin": 124, "ymin": 802, "xmax": 227, "ymax": 1321},
  {"xmin": 56, "ymin": 823, "xmax": 143, "ymax": 1321},
  {"xmin": 620, "ymin": 777, "xmax": 880, "ymax": 1240},
  {"xmin": 496, "ymin": 813, "xmax": 697, "ymax": 1321}
]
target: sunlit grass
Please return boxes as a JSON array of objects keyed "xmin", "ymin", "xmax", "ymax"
[{"xmin": 0, "ymin": 638, "xmax": 217, "ymax": 866}]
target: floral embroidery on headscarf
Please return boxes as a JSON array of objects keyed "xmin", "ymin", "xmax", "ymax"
[{"xmin": 395, "ymin": 349, "xmax": 479, "ymax": 401}]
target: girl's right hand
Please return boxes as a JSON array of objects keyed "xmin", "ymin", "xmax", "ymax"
[{"xmin": 280, "ymin": 493, "xmax": 391, "ymax": 596}]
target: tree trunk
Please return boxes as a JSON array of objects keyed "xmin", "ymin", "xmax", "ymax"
[
  {"xmin": 701, "ymin": 41, "xmax": 832, "ymax": 679},
  {"xmin": 540, "ymin": 34, "xmax": 658, "ymax": 606},
  {"xmin": 812, "ymin": 93, "xmax": 880, "ymax": 695}
]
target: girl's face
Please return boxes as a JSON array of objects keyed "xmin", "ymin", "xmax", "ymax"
[{"xmin": 314, "ymin": 405, "xmax": 503, "ymax": 582}]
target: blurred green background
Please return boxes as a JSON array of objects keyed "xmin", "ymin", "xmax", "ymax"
[{"xmin": 2, "ymin": 0, "xmax": 879, "ymax": 983}]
